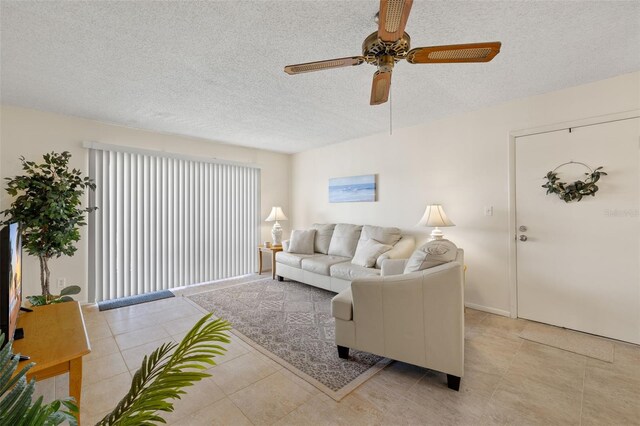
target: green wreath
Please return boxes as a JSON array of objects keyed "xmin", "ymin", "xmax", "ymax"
[{"xmin": 542, "ymin": 162, "xmax": 606, "ymax": 203}]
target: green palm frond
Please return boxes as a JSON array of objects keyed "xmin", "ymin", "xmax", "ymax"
[
  {"xmin": 98, "ymin": 313, "xmax": 231, "ymax": 425},
  {"xmin": 0, "ymin": 334, "xmax": 78, "ymax": 426}
]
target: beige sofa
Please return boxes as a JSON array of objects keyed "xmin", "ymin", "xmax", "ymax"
[
  {"xmin": 331, "ymin": 249, "xmax": 465, "ymax": 391},
  {"xmin": 276, "ymin": 223, "xmax": 415, "ymax": 294}
]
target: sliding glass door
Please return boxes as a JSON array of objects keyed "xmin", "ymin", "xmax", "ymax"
[{"xmin": 88, "ymin": 146, "xmax": 260, "ymax": 302}]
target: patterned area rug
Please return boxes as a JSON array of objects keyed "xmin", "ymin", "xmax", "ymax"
[{"xmin": 188, "ymin": 278, "xmax": 388, "ymax": 400}]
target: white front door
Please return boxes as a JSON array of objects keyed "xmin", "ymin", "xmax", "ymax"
[{"xmin": 515, "ymin": 117, "xmax": 640, "ymax": 344}]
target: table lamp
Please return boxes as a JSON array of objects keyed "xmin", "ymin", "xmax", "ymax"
[
  {"xmin": 418, "ymin": 204, "xmax": 455, "ymax": 240},
  {"xmin": 265, "ymin": 206, "xmax": 288, "ymax": 246}
]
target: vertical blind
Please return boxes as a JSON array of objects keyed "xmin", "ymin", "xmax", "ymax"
[{"xmin": 88, "ymin": 146, "xmax": 260, "ymax": 302}]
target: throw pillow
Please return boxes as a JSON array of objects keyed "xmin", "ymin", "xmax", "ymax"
[
  {"xmin": 352, "ymin": 238, "xmax": 392, "ymax": 268},
  {"xmin": 311, "ymin": 223, "xmax": 336, "ymax": 254},
  {"xmin": 404, "ymin": 239, "xmax": 458, "ymax": 273},
  {"xmin": 287, "ymin": 229, "xmax": 316, "ymax": 255},
  {"xmin": 375, "ymin": 236, "xmax": 416, "ymax": 269},
  {"xmin": 327, "ymin": 224, "xmax": 363, "ymax": 258}
]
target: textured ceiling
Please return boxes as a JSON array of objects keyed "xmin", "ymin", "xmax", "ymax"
[{"xmin": 1, "ymin": 1, "xmax": 639, "ymax": 153}]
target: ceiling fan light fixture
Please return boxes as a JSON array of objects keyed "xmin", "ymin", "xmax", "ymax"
[{"xmin": 378, "ymin": 54, "xmax": 395, "ymax": 72}]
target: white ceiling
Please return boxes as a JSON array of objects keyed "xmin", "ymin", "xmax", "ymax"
[{"xmin": 1, "ymin": 1, "xmax": 639, "ymax": 153}]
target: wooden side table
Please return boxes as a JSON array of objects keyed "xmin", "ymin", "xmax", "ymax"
[
  {"xmin": 258, "ymin": 245, "xmax": 283, "ymax": 280},
  {"xmin": 13, "ymin": 301, "xmax": 90, "ymax": 424}
]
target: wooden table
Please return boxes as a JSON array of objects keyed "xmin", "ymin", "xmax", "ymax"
[
  {"xmin": 13, "ymin": 301, "xmax": 90, "ymax": 423},
  {"xmin": 258, "ymin": 245, "xmax": 283, "ymax": 279}
]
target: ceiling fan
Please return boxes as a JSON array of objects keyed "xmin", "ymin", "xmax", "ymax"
[{"xmin": 284, "ymin": 0, "xmax": 501, "ymax": 106}]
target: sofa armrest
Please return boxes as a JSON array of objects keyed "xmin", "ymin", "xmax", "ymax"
[
  {"xmin": 381, "ymin": 259, "xmax": 408, "ymax": 276},
  {"xmin": 331, "ymin": 288, "xmax": 353, "ymax": 321},
  {"xmin": 282, "ymin": 240, "xmax": 290, "ymax": 252}
]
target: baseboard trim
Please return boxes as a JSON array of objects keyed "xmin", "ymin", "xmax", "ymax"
[{"xmin": 465, "ymin": 302, "xmax": 511, "ymax": 317}]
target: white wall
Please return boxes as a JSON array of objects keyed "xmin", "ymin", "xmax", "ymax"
[
  {"xmin": 0, "ymin": 106, "xmax": 291, "ymax": 302},
  {"xmin": 291, "ymin": 71, "xmax": 640, "ymax": 316}
]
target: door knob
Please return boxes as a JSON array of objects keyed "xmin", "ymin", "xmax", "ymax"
[
  {"xmin": 519, "ymin": 235, "xmax": 528, "ymax": 242},
  {"xmin": 519, "ymin": 225, "xmax": 528, "ymax": 232}
]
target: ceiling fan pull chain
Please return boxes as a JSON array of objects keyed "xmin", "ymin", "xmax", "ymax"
[{"xmin": 389, "ymin": 84, "xmax": 393, "ymax": 136}]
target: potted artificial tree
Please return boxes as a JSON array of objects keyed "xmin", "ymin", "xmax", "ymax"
[{"xmin": 0, "ymin": 151, "xmax": 96, "ymax": 305}]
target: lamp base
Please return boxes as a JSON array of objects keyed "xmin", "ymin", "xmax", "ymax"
[
  {"xmin": 430, "ymin": 227, "xmax": 445, "ymax": 240},
  {"xmin": 271, "ymin": 222, "xmax": 283, "ymax": 246}
]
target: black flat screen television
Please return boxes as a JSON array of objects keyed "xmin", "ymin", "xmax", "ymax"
[{"xmin": 0, "ymin": 223, "xmax": 22, "ymax": 348}]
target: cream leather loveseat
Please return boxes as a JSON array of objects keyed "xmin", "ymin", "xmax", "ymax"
[
  {"xmin": 276, "ymin": 223, "xmax": 415, "ymax": 294},
  {"xmin": 331, "ymin": 249, "xmax": 465, "ymax": 391}
]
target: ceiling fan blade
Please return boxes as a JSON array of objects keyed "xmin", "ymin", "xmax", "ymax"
[
  {"xmin": 406, "ymin": 42, "xmax": 501, "ymax": 64},
  {"xmin": 370, "ymin": 71, "xmax": 391, "ymax": 105},
  {"xmin": 378, "ymin": 0, "xmax": 413, "ymax": 42},
  {"xmin": 284, "ymin": 56, "xmax": 365, "ymax": 75}
]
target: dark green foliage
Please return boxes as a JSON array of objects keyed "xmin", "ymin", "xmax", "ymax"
[
  {"xmin": 0, "ymin": 333, "xmax": 78, "ymax": 425},
  {"xmin": 542, "ymin": 166, "xmax": 607, "ymax": 203},
  {"xmin": 26, "ymin": 285, "xmax": 82, "ymax": 306},
  {"xmin": 0, "ymin": 151, "xmax": 96, "ymax": 298},
  {"xmin": 97, "ymin": 313, "xmax": 231, "ymax": 425}
]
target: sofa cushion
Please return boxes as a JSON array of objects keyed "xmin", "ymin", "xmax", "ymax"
[
  {"xmin": 330, "ymin": 262, "xmax": 381, "ymax": 282},
  {"xmin": 287, "ymin": 229, "xmax": 316, "ymax": 254},
  {"xmin": 351, "ymin": 238, "xmax": 392, "ymax": 267},
  {"xmin": 327, "ymin": 224, "xmax": 363, "ymax": 258},
  {"xmin": 311, "ymin": 223, "xmax": 335, "ymax": 254},
  {"xmin": 404, "ymin": 239, "xmax": 458, "ymax": 273},
  {"xmin": 301, "ymin": 255, "xmax": 350, "ymax": 276},
  {"xmin": 359, "ymin": 225, "xmax": 402, "ymax": 246},
  {"xmin": 331, "ymin": 288, "xmax": 353, "ymax": 321},
  {"xmin": 276, "ymin": 251, "xmax": 317, "ymax": 268}
]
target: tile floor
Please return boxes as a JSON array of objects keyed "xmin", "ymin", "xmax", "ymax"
[{"xmin": 33, "ymin": 282, "xmax": 640, "ymax": 425}]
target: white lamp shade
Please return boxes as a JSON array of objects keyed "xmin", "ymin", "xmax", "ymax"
[
  {"xmin": 265, "ymin": 206, "xmax": 288, "ymax": 222},
  {"xmin": 418, "ymin": 204, "xmax": 455, "ymax": 227}
]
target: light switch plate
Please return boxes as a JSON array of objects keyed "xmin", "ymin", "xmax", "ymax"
[{"xmin": 484, "ymin": 206, "xmax": 493, "ymax": 216}]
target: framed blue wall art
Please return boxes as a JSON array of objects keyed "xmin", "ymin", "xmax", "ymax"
[{"xmin": 328, "ymin": 174, "xmax": 376, "ymax": 203}]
